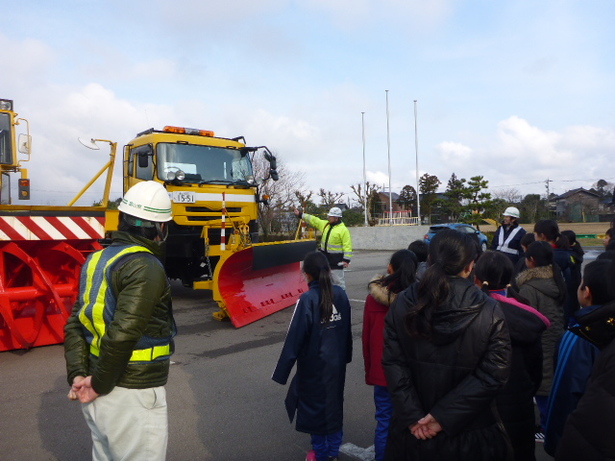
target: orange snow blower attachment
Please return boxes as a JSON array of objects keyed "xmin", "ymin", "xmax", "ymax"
[
  {"xmin": 214, "ymin": 239, "xmax": 317, "ymax": 328},
  {"xmin": 0, "ymin": 213, "xmax": 105, "ymax": 351},
  {"xmin": 0, "ymin": 99, "xmax": 118, "ymax": 351}
]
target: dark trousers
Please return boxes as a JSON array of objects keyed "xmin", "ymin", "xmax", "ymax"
[
  {"xmin": 311, "ymin": 430, "xmax": 343, "ymax": 461},
  {"xmin": 373, "ymin": 385, "xmax": 393, "ymax": 461}
]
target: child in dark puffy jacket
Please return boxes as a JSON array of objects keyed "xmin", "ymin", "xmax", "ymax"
[
  {"xmin": 475, "ymin": 251, "xmax": 550, "ymax": 461},
  {"xmin": 515, "ymin": 241, "xmax": 567, "ymax": 438}
]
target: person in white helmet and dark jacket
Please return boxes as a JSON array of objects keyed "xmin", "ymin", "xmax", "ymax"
[
  {"xmin": 490, "ymin": 206, "xmax": 527, "ymax": 265},
  {"xmin": 64, "ymin": 180, "xmax": 176, "ymax": 461},
  {"xmin": 294, "ymin": 206, "xmax": 353, "ymax": 290}
]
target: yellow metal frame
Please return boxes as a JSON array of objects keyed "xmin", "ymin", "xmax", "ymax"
[{"xmin": 68, "ymin": 140, "xmax": 117, "ymax": 207}]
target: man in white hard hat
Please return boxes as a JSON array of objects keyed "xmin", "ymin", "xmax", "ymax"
[
  {"xmin": 294, "ymin": 206, "xmax": 353, "ymax": 290},
  {"xmin": 490, "ymin": 206, "xmax": 527, "ymax": 264},
  {"xmin": 65, "ymin": 180, "xmax": 175, "ymax": 461}
]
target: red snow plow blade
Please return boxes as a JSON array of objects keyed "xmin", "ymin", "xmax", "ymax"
[{"xmin": 216, "ymin": 240, "xmax": 317, "ymax": 328}]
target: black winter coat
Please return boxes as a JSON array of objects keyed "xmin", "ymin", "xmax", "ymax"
[
  {"xmin": 382, "ymin": 277, "xmax": 512, "ymax": 461},
  {"xmin": 491, "ymin": 293, "xmax": 549, "ymax": 461},
  {"xmin": 272, "ymin": 281, "xmax": 352, "ymax": 435},
  {"xmin": 553, "ymin": 247, "xmax": 579, "ymax": 323}
]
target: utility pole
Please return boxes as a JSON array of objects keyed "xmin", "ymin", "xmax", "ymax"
[
  {"xmin": 545, "ymin": 178, "xmax": 553, "ymax": 198},
  {"xmin": 385, "ymin": 90, "xmax": 392, "ymax": 226},
  {"xmin": 414, "ymin": 100, "xmax": 421, "ymax": 225},
  {"xmin": 361, "ymin": 112, "xmax": 368, "ymax": 226}
]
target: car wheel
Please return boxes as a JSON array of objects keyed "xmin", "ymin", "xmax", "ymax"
[{"xmin": 481, "ymin": 242, "xmax": 487, "ymax": 252}]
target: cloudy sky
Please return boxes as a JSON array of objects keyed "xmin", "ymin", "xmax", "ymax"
[{"xmin": 3, "ymin": 0, "xmax": 614, "ymax": 206}]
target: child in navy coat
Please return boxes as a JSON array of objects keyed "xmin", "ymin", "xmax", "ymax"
[{"xmin": 272, "ymin": 251, "xmax": 352, "ymax": 461}]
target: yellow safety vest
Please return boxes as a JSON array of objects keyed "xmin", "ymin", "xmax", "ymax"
[
  {"xmin": 302, "ymin": 214, "xmax": 353, "ymax": 263},
  {"xmin": 78, "ymin": 244, "xmax": 172, "ymax": 362}
]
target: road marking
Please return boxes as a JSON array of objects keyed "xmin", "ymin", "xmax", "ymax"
[
  {"xmin": 349, "ymin": 298, "xmax": 365, "ymax": 304},
  {"xmin": 340, "ymin": 443, "xmax": 375, "ymax": 461}
]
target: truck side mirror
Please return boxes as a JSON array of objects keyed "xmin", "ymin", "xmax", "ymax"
[
  {"xmin": 18, "ymin": 133, "xmax": 31, "ymax": 155},
  {"xmin": 138, "ymin": 152, "xmax": 149, "ymax": 168},
  {"xmin": 264, "ymin": 150, "xmax": 278, "ymax": 181}
]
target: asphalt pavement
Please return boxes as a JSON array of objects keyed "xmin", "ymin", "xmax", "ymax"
[{"xmin": 0, "ymin": 248, "xmax": 585, "ymax": 460}]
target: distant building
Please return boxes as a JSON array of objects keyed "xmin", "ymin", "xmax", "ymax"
[
  {"xmin": 551, "ymin": 187, "xmax": 610, "ymax": 222},
  {"xmin": 376, "ymin": 192, "xmax": 402, "ymax": 213}
]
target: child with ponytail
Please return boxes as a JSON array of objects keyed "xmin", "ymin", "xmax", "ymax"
[
  {"xmin": 272, "ymin": 251, "xmax": 352, "ymax": 461},
  {"xmin": 382, "ymin": 229, "xmax": 512, "ymax": 460},
  {"xmin": 474, "ymin": 250, "xmax": 550, "ymax": 460},
  {"xmin": 362, "ymin": 249, "xmax": 417, "ymax": 461}
]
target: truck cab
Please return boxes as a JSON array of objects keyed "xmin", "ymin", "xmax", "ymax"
[
  {"xmin": 123, "ymin": 126, "xmax": 276, "ymax": 286},
  {"xmin": 0, "ymin": 98, "xmax": 31, "ymax": 204}
]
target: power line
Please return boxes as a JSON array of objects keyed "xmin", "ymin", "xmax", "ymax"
[{"xmin": 489, "ymin": 177, "xmax": 615, "ymax": 189}]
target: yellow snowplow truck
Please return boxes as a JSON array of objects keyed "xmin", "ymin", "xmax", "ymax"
[{"xmin": 118, "ymin": 126, "xmax": 316, "ymax": 327}]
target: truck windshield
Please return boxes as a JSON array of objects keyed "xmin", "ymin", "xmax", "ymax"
[
  {"xmin": 0, "ymin": 113, "xmax": 14, "ymax": 165},
  {"xmin": 156, "ymin": 143, "xmax": 253, "ymax": 184}
]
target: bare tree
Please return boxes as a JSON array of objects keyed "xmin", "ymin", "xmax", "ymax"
[
  {"xmin": 318, "ymin": 188, "xmax": 345, "ymax": 209},
  {"xmin": 492, "ymin": 188, "xmax": 523, "ymax": 204},
  {"xmin": 251, "ymin": 151, "xmax": 306, "ymax": 237},
  {"xmin": 294, "ymin": 190, "xmax": 315, "ymax": 211},
  {"xmin": 351, "ymin": 181, "xmax": 381, "ymax": 223}
]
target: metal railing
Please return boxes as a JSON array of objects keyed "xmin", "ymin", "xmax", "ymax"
[{"xmin": 376, "ymin": 216, "xmax": 421, "ymax": 226}]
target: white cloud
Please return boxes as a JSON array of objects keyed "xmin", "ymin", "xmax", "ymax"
[
  {"xmin": 436, "ymin": 141, "xmax": 473, "ymax": 165},
  {"xmin": 433, "ymin": 116, "xmax": 615, "ymax": 196},
  {"xmin": 366, "ymin": 170, "xmax": 390, "ymax": 188}
]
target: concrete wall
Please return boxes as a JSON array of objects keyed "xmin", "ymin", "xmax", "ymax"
[{"xmin": 349, "ymin": 225, "xmax": 430, "ymax": 251}]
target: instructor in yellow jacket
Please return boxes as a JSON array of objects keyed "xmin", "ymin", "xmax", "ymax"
[{"xmin": 294, "ymin": 206, "xmax": 353, "ymax": 290}]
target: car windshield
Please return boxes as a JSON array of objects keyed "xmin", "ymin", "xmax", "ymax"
[{"xmin": 156, "ymin": 143, "xmax": 253, "ymax": 185}]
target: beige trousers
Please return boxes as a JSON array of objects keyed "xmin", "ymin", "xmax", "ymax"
[{"xmin": 81, "ymin": 385, "xmax": 168, "ymax": 461}]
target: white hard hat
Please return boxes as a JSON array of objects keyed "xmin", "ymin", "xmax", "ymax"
[
  {"xmin": 328, "ymin": 207, "xmax": 343, "ymax": 218},
  {"xmin": 503, "ymin": 206, "xmax": 520, "ymax": 218},
  {"xmin": 118, "ymin": 181, "xmax": 173, "ymax": 223}
]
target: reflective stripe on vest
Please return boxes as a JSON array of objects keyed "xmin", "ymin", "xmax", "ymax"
[
  {"xmin": 78, "ymin": 244, "xmax": 171, "ymax": 362},
  {"xmin": 496, "ymin": 226, "xmax": 523, "ymax": 255},
  {"xmin": 89, "ymin": 343, "xmax": 171, "ymax": 362}
]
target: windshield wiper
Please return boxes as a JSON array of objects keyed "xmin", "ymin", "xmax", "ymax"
[{"xmin": 199, "ymin": 179, "xmax": 234, "ymax": 185}]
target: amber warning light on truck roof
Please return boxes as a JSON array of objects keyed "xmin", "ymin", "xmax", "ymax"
[{"xmin": 163, "ymin": 126, "xmax": 214, "ymax": 137}]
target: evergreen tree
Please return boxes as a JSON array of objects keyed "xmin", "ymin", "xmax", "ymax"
[
  {"xmin": 396, "ymin": 185, "xmax": 417, "ymax": 213},
  {"xmin": 419, "ymin": 173, "xmax": 441, "ymax": 224}
]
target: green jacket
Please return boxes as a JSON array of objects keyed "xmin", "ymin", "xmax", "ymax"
[
  {"xmin": 64, "ymin": 231, "xmax": 174, "ymax": 395},
  {"xmin": 301, "ymin": 213, "xmax": 352, "ymax": 269}
]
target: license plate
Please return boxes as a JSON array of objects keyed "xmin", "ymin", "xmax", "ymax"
[{"xmin": 172, "ymin": 191, "xmax": 195, "ymax": 203}]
